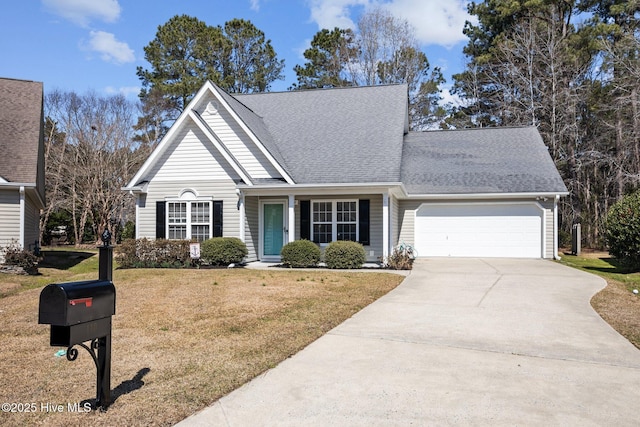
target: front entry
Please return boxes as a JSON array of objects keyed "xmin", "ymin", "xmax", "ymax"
[{"xmin": 261, "ymin": 201, "xmax": 286, "ymax": 260}]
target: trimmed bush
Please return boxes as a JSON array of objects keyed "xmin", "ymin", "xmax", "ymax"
[
  {"xmin": 324, "ymin": 241, "xmax": 366, "ymax": 269},
  {"xmin": 201, "ymin": 237, "xmax": 248, "ymax": 266},
  {"xmin": 605, "ymin": 191, "xmax": 640, "ymax": 269},
  {"xmin": 116, "ymin": 238, "xmax": 193, "ymax": 268},
  {"xmin": 280, "ymin": 240, "xmax": 321, "ymax": 268}
]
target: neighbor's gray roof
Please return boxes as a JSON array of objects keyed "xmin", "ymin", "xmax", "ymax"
[
  {"xmin": 0, "ymin": 78, "xmax": 43, "ymax": 183},
  {"xmin": 401, "ymin": 127, "xmax": 568, "ymax": 194},
  {"xmin": 234, "ymin": 84, "xmax": 408, "ymax": 184}
]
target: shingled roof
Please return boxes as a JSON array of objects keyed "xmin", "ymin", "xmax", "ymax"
[
  {"xmin": 401, "ymin": 127, "xmax": 568, "ymax": 195},
  {"xmin": 0, "ymin": 78, "xmax": 44, "ymax": 184},
  {"xmin": 234, "ymin": 84, "xmax": 408, "ymax": 184}
]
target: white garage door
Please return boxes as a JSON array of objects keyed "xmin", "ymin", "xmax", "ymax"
[{"xmin": 415, "ymin": 203, "xmax": 543, "ymax": 258}]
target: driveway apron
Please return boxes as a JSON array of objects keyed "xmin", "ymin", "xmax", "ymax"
[{"xmin": 176, "ymin": 258, "xmax": 640, "ymax": 426}]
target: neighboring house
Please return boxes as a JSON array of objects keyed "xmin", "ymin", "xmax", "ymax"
[
  {"xmin": 0, "ymin": 78, "xmax": 45, "ymax": 257},
  {"xmin": 123, "ymin": 81, "xmax": 568, "ymax": 262}
]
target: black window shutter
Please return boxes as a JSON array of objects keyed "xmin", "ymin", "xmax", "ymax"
[
  {"xmin": 359, "ymin": 199, "xmax": 370, "ymax": 246},
  {"xmin": 213, "ymin": 201, "xmax": 223, "ymax": 237},
  {"xmin": 156, "ymin": 201, "xmax": 166, "ymax": 239},
  {"xmin": 300, "ymin": 200, "xmax": 311, "ymax": 240}
]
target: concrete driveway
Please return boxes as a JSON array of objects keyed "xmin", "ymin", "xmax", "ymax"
[{"xmin": 177, "ymin": 259, "xmax": 640, "ymax": 426}]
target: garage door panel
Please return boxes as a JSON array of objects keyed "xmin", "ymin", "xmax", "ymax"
[{"xmin": 415, "ymin": 203, "xmax": 542, "ymax": 258}]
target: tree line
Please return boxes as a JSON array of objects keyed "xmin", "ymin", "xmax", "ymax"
[{"xmin": 42, "ymin": 3, "xmax": 640, "ymax": 248}]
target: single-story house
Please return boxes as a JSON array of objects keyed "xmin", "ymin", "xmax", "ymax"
[
  {"xmin": 0, "ymin": 78, "xmax": 46, "ymax": 257},
  {"xmin": 123, "ymin": 81, "xmax": 568, "ymax": 262}
]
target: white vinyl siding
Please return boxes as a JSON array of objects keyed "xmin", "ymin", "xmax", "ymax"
[
  {"xmin": 0, "ymin": 190, "xmax": 20, "ymax": 248},
  {"xmin": 147, "ymin": 126, "xmax": 242, "ymax": 182},
  {"xmin": 244, "ymin": 196, "xmax": 260, "ymax": 262},
  {"xmin": 137, "ymin": 180, "xmax": 239, "ymax": 242},
  {"xmin": 197, "ymin": 100, "xmax": 282, "ymax": 180}
]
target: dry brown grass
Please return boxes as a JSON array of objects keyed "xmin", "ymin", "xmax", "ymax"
[
  {"xmin": 591, "ymin": 280, "xmax": 640, "ymax": 348},
  {"xmin": 559, "ymin": 251, "xmax": 640, "ymax": 349},
  {"xmin": 0, "ymin": 265, "xmax": 403, "ymax": 426}
]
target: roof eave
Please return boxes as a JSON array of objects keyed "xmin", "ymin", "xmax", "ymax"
[
  {"xmin": 403, "ymin": 191, "xmax": 570, "ymax": 200},
  {"xmin": 237, "ymin": 182, "xmax": 405, "ymax": 196}
]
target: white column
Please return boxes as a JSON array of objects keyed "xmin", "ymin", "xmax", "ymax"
[
  {"xmin": 19, "ymin": 186, "xmax": 25, "ymax": 248},
  {"xmin": 238, "ymin": 190, "xmax": 246, "ymax": 242},
  {"xmin": 288, "ymin": 194, "xmax": 295, "ymax": 244},
  {"xmin": 382, "ymin": 192, "xmax": 389, "ymax": 259},
  {"xmin": 554, "ymin": 195, "xmax": 560, "ymax": 260},
  {"xmin": 134, "ymin": 194, "xmax": 140, "ymax": 239}
]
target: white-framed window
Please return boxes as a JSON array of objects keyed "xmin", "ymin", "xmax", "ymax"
[
  {"xmin": 312, "ymin": 200, "xmax": 358, "ymax": 243},
  {"xmin": 167, "ymin": 201, "xmax": 212, "ymax": 242}
]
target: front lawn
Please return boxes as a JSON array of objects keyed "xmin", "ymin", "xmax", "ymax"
[
  {"xmin": 0, "ymin": 249, "xmax": 403, "ymax": 426},
  {"xmin": 559, "ymin": 251, "xmax": 640, "ymax": 349}
]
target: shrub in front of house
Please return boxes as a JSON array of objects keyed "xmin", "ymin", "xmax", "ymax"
[
  {"xmin": 605, "ymin": 191, "xmax": 640, "ymax": 270},
  {"xmin": 116, "ymin": 238, "xmax": 193, "ymax": 268},
  {"xmin": 280, "ymin": 240, "xmax": 321, "ymax": 268},
  {"xmin": 201, "ymin": 237, "xmax": 248, "ymax": 266},
  {"xmin": 382, "ymin": 246, "xmax": 414, "ymax": 270},
  {"xmin": 1, "ymin": 241, "xmax": 39, "ymax": 274},
  {"xmin": 324, "ymin": 241, "xmax": 366, "ymax": 269}
]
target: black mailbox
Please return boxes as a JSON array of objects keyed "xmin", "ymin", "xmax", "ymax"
[
  {"xmin": 38, "ymin": 239, "xmax": 115, "ymax": 409},
  {"xmin": 39, "ymin": 279, "xmax": 115, "ymax": 346}
]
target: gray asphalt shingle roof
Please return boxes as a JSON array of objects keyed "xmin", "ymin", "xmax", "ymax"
[
  {"xmin": 234, "ymin": 84, "xmax": 408, "ymax": 184},
  {"xmin": 401, "ymin": 127, "xmax": 568, "ymax": 194},
  {"xmin": 0, "ymin": 78, "xmax": 43, "ymax": 183}
]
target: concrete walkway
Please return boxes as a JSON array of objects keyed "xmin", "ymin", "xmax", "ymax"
[{"xmin": 176, "ymin": 258, "xmax": 640, "ymax": 426}]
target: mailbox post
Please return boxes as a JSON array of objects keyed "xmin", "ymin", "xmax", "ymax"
[{"xmin": 39, "ymin": 230, "xmax": 115, "ymax": 409}]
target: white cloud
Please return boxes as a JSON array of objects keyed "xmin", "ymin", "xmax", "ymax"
[
  {"xmin": 382, "ymin": 0, "xmax": 473, "ymax": 47},
  {"xmin": 42, "ymin": 0, "xmax": 121, "ymax": 27},
  {"xmin": 307, "ymin": 0, "xmax": 368, "ymax": 30},
  {"xmin": 307, "ymin": 0, "xmax": 473, "ymax": 47},
  {"xmin": 105, "ymin": 85, "xmax": 140, "ymax": 98},
  {"xmin": 249, "ymin": 0, "xmax": 261, "ymax": 12},
  {"xmin": 85, "ymin": 30, "xmax": 134, "ymax": 64}
]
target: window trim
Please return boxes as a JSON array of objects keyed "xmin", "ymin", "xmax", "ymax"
[
  {"xmin": 311, "ymin": 199, "xmax": 359, "ymax": 244},
  {"xmin": 165, "ymin": 198, "xmax": 214, "ymax": 242}
]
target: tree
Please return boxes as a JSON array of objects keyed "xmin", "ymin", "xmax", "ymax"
[
  {"xmin": 133, "ymin": 86, "xmax": 180, "ymax": 150},
  {"xmin": 576, "ymin": 0, "xmax": 640, "ymax": 200},
  {"xmin": 450, "ymin": 0, "xmax": 632, "ymax": 246},
  {"xmin": 292, "ymin": 27, "xmax": 358, "ymax": 89},
  {"xmin": 137, "ymin": 15, "xmax": 285, "ymax": 115},
  {"xmin": 221, "ymin": 18, "xmax": 285, "ymax": 93},
  {"xmin": 355, "ymin": 7, "xmax": 416, "ymax": 86},
  {"xmin": 44, "ymin": 91, "xmax": 146, "ymax": 245},
  {"xmin": 136, "ymin": 15, "xmax": 224, "ymax": 112},
  {"xmin": 293, "ymin": 8, "xmax": 444, "ymax": 129},
  {"xmin": 377, "ymin": 46, "xmax": 446, "ymax": 129}
]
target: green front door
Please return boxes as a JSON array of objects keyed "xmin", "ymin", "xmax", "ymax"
[{"xmin": 263, "ymin": 203, "xmax": 284, "ymax": 257}]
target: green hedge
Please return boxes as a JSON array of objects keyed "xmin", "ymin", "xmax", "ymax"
[
  {"xmin": 324, "ymin": 241, "xmax": 366, "ymax": 269},
  {"xmin": 280, "ymin": 240, "xmax": 321, "ymax": 268},
  {"xmin": 201, "ymin": 237, "xmax": 248, "ymax": 266},
  {"xmin": 605, "ymin": 191, "xmax": 640, "ymax": 269}
]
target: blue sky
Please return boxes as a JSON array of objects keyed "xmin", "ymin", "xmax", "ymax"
[{"xmin": 0, "ymin": 0, "xmax": 473, "ymax": 101}]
